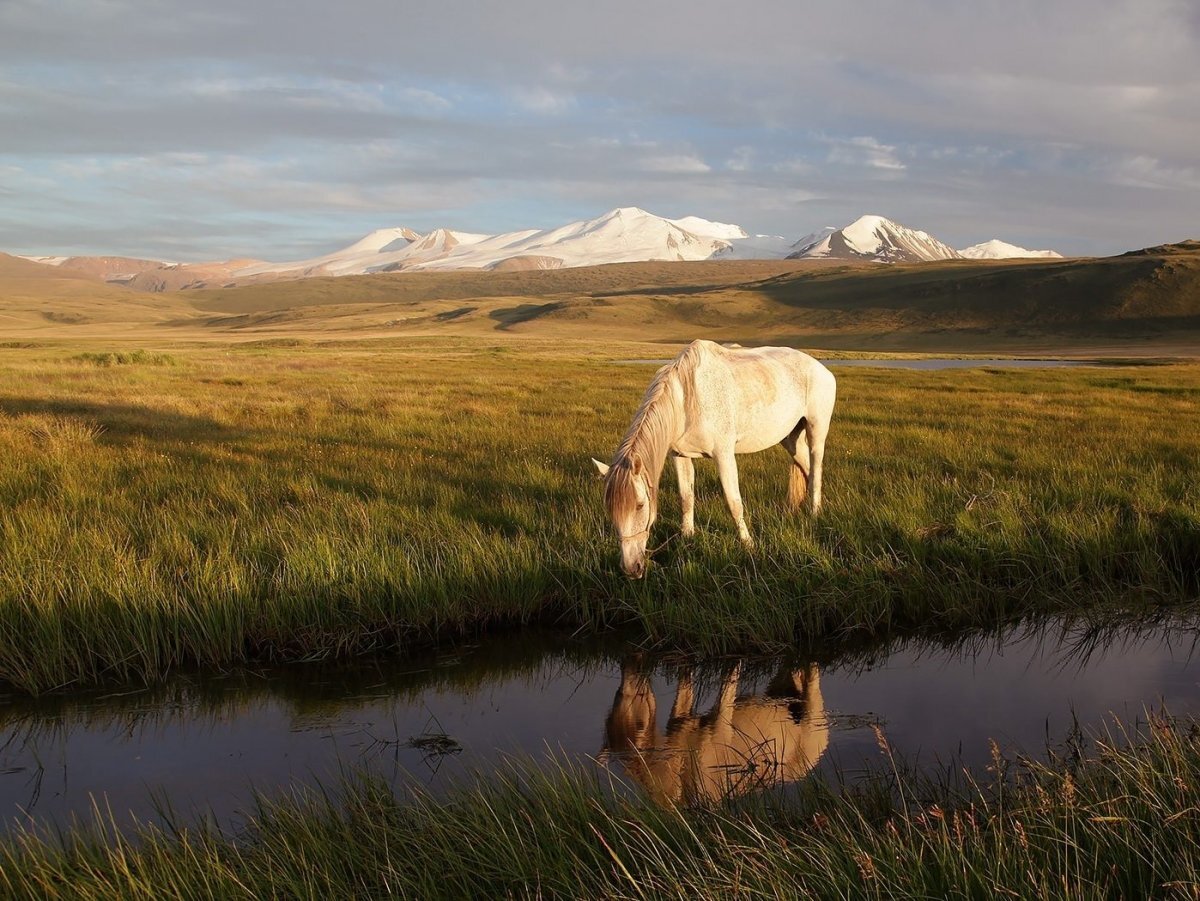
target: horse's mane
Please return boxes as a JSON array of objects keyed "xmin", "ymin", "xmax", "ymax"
[{"xmin": 603, "ymin": 342, "xmax": 704, "ymax": 519}]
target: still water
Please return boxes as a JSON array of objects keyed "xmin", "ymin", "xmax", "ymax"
[
  {"xmin": 615, "ymin": 358, "xmax": 1099, "ymax": 369},
  {"xmin": 824, "ymin": 358, "xmax": 1096, "ymax": 369},
  {"xmin": 0, "ymin": 622, "xmax": 1196, "ymax": 833}
]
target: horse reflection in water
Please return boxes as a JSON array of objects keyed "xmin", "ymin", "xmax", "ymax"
[{"xmin": 600, "ymin": 658, "xmax": 827, "ymax": 806}]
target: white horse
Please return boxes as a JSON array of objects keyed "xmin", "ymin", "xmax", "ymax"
[{"xmin": 593, "ymin": 339, "xmax": 836, "ymax": 578}]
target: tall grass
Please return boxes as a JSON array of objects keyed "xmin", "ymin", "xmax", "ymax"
[
  {"xmin": 72, "ymin": 350, "xmax": 176, "ymax": 367},
  {"xmin": 3, "ymin": 714, "xmax": 1200, "ymax": 898},
  {"xmin": 0, "ymin": 339, "xmax": 1196, "ymax": 692}
]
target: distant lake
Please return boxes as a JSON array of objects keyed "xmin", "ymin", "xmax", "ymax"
[
  {"xmin": 826, "ymin": 358, "xmax": 1097, "ymax": 369},
  {"xmin": 613, "ymin": 358, "xmax": 1100, "ymax": 369}
]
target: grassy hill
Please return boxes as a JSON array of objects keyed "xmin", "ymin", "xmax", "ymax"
[
  {"xmin": 175, "ymin": 243, "xmax": 1200, "ymax": 350},
  {"xmin": 0, "ymin": 253, "xmax": 201, "ymax": 335},
  {"xmin": 2, "ymin": 244, "xmax": 1198, "ymax": 351}
]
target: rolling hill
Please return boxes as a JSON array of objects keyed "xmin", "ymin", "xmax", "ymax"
[
  {"xmin": 2, "ymin": 244, "xmax": 1197, "ymax": 351},
  {"xmin": 170, "ymin": 242, "xmax": 1200, "ymax": 349},
  {"xmin": 0, "ymin": 253, "xmax": 200, "ymax": 334}
]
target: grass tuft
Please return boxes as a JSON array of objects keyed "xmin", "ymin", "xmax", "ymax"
[{"xmin": 72, "ymin": 350, "xmax": 176, "ymax": 367}]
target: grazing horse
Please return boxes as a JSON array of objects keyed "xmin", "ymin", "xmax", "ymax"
[
  {"xmin": 599, "ymin": 657, "xmax": 828, "ymax": 807},
  {"xmin": 593, "ymin": 339, "xmax": 836, "ymax": 578}
]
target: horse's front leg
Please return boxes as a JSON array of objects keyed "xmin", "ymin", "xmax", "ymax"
[
  {"xmin": 670, "ymin": 668, "xmax": 696, "ymax": 722},
  {"xmin": 673, "ymin": 455, "xmax": 696, "ymax": 538},
  {"xmin": 711, "ymin": 662, "xmax": 742, "ymax": 742},
  {"xmin": 714, "ymin": 450, "xmax": 753, "ymax": 546}
]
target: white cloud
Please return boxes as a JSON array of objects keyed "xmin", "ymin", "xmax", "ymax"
[
  {"xmin": 640, "ymin": 154, "xmax": 712, "ymax": 174},
  {"xmin": 512, "ymin": 87, "xmax": 575, "ymax": 115},
  {"xmin": 400, "ymin": 88, "xmax": 452, "ymax": 111},
  {"xmin": 1107, "ymin": 155, "xmax": 1200, "ymax": 191},
  {"xmin": 725, "ymin": 146, "xmax": 754, "ymax": 172},
  {"xmin": 772, "ymin": 158, "xmax": 815, "ymax": 175},
  {"xmin": 826, "ymin": 136, "xmax": 906, "ymax": 172}
]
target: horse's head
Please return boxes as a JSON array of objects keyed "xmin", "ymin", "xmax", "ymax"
[{"xmin": 592, "ymin": 455, "xmax": 657, "ymax": 579}]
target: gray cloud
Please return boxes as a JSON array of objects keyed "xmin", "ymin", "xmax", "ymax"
[{"xmin": 0, "ymin": 0, "xmax": 1196, "ymax": 259}]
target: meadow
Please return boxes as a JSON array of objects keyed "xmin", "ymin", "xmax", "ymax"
[{"xmin": 0, "ymin": 336, "xmax": 1195, "ymax": 694}]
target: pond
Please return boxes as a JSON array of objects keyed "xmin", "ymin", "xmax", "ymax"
[
  {"xmin": 823, "ymin": 358, "xmax": 1098, "ymax": 369},
  {"xmin": 0, "ymin": 620, "xmax": 1197, "ymax": 834},
  {"xmin": 614, "ymin": 358, "xmax": 1101, "ymax": 369}
]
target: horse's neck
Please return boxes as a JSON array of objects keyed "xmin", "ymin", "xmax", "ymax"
[{"xmin": 624, "ymin": 385, "xmax": 680, "ymax": 488}]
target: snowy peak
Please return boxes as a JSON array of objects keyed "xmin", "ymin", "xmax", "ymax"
[
  {"xmin": 417, "ymin": 207, "xmax": 739, "ymax": 270},
  {"xmin": 191, "ymin": 210, "xmax": 1068, "ymax": 281},
  {"xmin": 791, "ymin": 227, "xmax": 838, "ymax": 255},
  {"xmin": 405, "ymin": 228, "xmax": 489, "ymax": 253},
  {"xmin": 16, "ymin": 254, "xmax": 69, "ymax": 266},
  {"xmin": 400, "ymin": 207, "xmax": 792, "ymax": 272},
  {"xmin": 791, "ymin": 215, "xmax": 962, "ymax": 263},
  {"xmin": 959, "ymin": 239, "xmax": 1063, "ymax": 260},
  {"xmin": 668, "ymin": 215, "xmax": 749, "ymax": 241},
  {"xmin": 237, "ymin": 224, "xmax": 492, "ymax": 277},
  {"xmin": 338, "ymin": 226, "xmax": 422, "ymax": 256}
]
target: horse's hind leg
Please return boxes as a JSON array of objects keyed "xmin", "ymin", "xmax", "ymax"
[
  {"xmin": 767, "ymin": 663, "xmax": 819, "ymax": 721},
  {"xmin": 805, "ymin": 415, "xmax": 830, "ymax": 516},
  {"xmin": 781, "ymin": 420, "xmax": 809, "ymax": 513}
]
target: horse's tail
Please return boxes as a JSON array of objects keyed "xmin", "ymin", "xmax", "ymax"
[{"xmin": 787, "ymin": 456, "xmax": 808, "ymax": 511}]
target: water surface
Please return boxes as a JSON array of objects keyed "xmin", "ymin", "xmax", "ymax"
[
  {"xmin": 614, "ymin": 358, "xmax": 1100, "ymax": 369},
  {"xmin": 0, "ymin": 622, "xmax": 1196, "ymax": 833}
]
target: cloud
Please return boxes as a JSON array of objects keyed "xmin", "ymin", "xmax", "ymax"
[
  {"xmin": 0, "ymin": 0, "xmax": 1197, "ymax": 258},
  {"xmin": 640, "ymin": 154, "xmax": 711, "ymax": 174},
  {"xmin": 512, "ymin": 87, "xmax": 575, "ymax": 115},
  {"xmin": 725, "ymin": 147, "xmax": 754, "ymax": 172},
  {"xmin": 826, "ymin": 136, "xmax": 907, "ymax": 173},
  {"xmin": 1106, "ymin": 155, "xmax": 1200, "ymax": 191}
]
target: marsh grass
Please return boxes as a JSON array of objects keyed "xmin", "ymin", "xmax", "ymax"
[
  {"xmin": 0, "ymin": 339, "xmax": 1196, "ymax": 692},
  {"xmin": 3, "ymin": 715, "xmax": 1200, "ymax": 898}
]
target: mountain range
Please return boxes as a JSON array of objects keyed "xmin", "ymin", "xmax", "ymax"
[{"xmin": 15, "ymin": 209, "xmax": 1064, "ymax": 290}]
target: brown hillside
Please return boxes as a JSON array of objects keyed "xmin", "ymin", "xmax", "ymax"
[{"xmin": 0, "ymin": 253, "xmax": 96, "ymax": 280}]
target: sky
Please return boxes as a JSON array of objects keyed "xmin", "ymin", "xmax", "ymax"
[{"xmin": 0, "ymin": 0, "xmax": 1197, "ymax": 261}]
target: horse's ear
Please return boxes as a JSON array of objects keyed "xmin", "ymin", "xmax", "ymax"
[
  {"xmin": 631, "ymin": 456, "xmax": 644, "ymax": 475},
  {"xmin": 591, "ymin": 458, "xmax": 610, "ymax": 479}
]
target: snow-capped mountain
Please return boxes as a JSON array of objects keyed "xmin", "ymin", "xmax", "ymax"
[
  {"xmin": 241, "ymin": 208, "xmax": 794, "ymax": 278},
  {"xmin": 421, "ymin": 207, "xmax": 733, "ymax": 270},
  {"xmin": 237, "ymin": 225, "xmax": 492, "ymax": 277},
  {"xmin": 17, "ymin": 254, "xmax": 70, "ymax": 266},
  {"xmin": 791, "ymin": 227, "xmax": 838, "ymax": 256},
  {"xmin": 959, "ymin": 239, "xmax": 1063, "ymax": 260},
  {"xmin": 9, "ymin": 208, "xmax": 1064, "ymax": 285},
  {"xmin": 789, "ymin": 215, "xmax": 962, "ymax": 263}
]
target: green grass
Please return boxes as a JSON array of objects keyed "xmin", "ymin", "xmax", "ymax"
[
  {"xmin": 0, "ymin": 338, "xmax": 1196, "ymax": 693},
  {"xmin": 3, "ymin": 714, "xmax": 1200, "ymax": 898}
]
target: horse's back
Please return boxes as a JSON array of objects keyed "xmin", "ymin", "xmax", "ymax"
[
  {"xmin": 689, "ymin": 341, "xmax": 830, "ymax": 391},
  {"xmin": 683, "ymin": 342, "xmax": 832, "ymax": 450}
]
